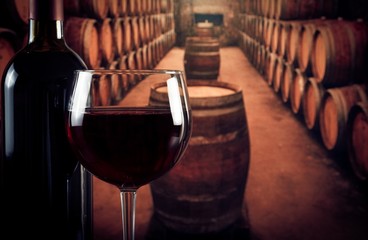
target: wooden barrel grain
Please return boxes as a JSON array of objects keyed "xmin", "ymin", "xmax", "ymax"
[
  {"xmin": 290, "ymin": 68, "xmax": 307, "ymax": 116},
  {"xmin": 319, "ymin": 84, "xmax": 367, "ymax": 153},
  {"xmin": 138, "ymin": 16, "xmax": 147, "ymax": 45},
  {"xmin": 0, "ymin": 28, "xmax": 21, "ymax": 82},
  {"xmin": 80, "ymin": 0, "xmax": 109, "ymax": 19},
  {"xmin": 149, "ymin": 80, "xmax": 250, "ymax": 234},
  {"xmin": 195, "ymin": 20, "xmax": 214, "ymax": 37},
  {"xmin": 117, "ymin": 54, "xmax": 130, "ymax": 93},
  {"xmin": 131, "ymin": 16, "xmax": 141, "ymax": 50},
  {"xmin": 0, "ymin": 0, "xmax": 28, "ymax": 31},
  {"xmin": 347, "ymin": 102, "xmax": 368, "ymax": 181},
  {"xmin": 111, "ymin": 18, "xmax": 124, "ymax": 58},
  {"xmin": 265, "ymin": 52, "xmax": 277, "ymax": 86},
  {"xmin": 272, "ymin": 56, "xmax": 285, "ymax": 93},
  {"xmin": 263, "ymin": 18, "xmax": 274, "ymax": 49},
  {"xmin": 64, "ymin": 17, "xmax": 101, "ymax": 69},
  {"xmin": 271, "ymin": 20, "xmax": 281, "ymax": 54},
  {"xmin": 107, "ymin": 0, "xmax": 120, "ymax": 18},
  {"xmin": 285, "ymin": 20, "xmax": 302, "ymax": 65},
  {"xmin": 274, "ymin": 0, "xmax": 338, "ymax": 20},
  {"xmin": 302, "ymin": 77, "xmax": 325, "ymax": 131},
  {"xmin": 119, "ymin": 0, "xmax": 128, "ymax": 16},
  {"xmin": 311, "ymin": 20, "xmax": 368, "ymax": 87},
  {"xmin": 297, "ymin": 19, "xmax": 327, "ymax": 75},
  {"xmin": 277, "ymin": 20, "xmax": 289, "ymax": 58},
  {"xmin": 281, "ymin": 62, "xmax": 295, "ymax": 103},
  {"xmin": 107, "ymin": 61, "xmax": 124, "ymax": 101},
  {"xmin": 184, "ymin": 37, "xmax": 220, "ymax": 80},
  {"xmin": 97, "ymin": 18, "xmax": 114, "ymax": 66},
  {"xmin": 122, "ymin": 17, "xmax": 133, "ymax": 53}
]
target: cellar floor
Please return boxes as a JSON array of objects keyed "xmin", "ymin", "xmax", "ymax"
[{"xmin": 92, "ymin": 47, "xmax": 368, "ymax": 240}]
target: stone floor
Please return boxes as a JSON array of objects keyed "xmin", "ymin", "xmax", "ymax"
[{"xmin": 92, "ymin": 47, "xmax": 368, "ymax": 240}]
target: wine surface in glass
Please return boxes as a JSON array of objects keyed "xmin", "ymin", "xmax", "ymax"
[{"xmin": 68, "ymin": 107, "xmax": 188, "ymax": 189}]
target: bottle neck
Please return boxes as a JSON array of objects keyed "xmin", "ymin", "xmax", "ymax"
[{"xmin": 28, "ymin": 0, "xmax": 65, "ymax": 45}]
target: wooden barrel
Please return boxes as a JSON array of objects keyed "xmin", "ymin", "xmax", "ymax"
[
  {"xmin": 277, "ymin": 20, "xmax": 289, "ymax": 58},
  {"xmin": 263, "ymin": 0, "xmax": 276, "ymax": 19},
  {"xmin": 135, "ymin": 47, "xmax": 144, "ymax": 71},
  {"xmin": 255, "ymin": 16, "xmax": 265, "ymax": 44},
  {"xmin": 122, "ymin": 17, "xmax": 133, "ymax": 53},
  {"xmin": 97, "ymin": 18, "xmax": 114, "ymax": 66},
  {"xmin": 80, "ymin": 0, "xmax": 109, "ymax": 19},
  {"xmin": 111, "ymin": 18, "xmax": 123, "ymax": 58},
  {"xmin": 140, "ymin": 44, "xmax": 149, "ymax": 69},
  {"xmin": 274, "ymin": 0, "xmax": 338, "ymax": 20},
  {"xmin": 195, "ymin": 20, "xmax": 214, "ymax": 37},
  {"xmin": 273, "ymin": 56, "xmax": 285, "ymax": 93},
  {"xmin": 64, "ymin": 0, "xmax": 80, "ymax": 15},
  {"xmin": 131, "ymin": 17, "xmax": 141, "ymax": 50},
  {"xmin": 347, "ymin": 102, "xmax": 368, "ymax": 181},
  {"xmin": 107, "ymin": 61, "xmax": 124, "ymax": 101},
  {"xmin": 184, "ymin": 37, "xmax": 220, "ymax": 80},
  {"xmin": 64, "ymin": 17, "xmax": 101, "ymax": 69},
  {"xmin": 0, "ymin": 28, "xmax": 21, "ymax": 80},
  {"xmin": 144, "ymin": 15, "xmax": 153, "ymax": 42},
  {"xmin": 285, "ymin": 21, "xmax": 302, "ymax": 65},
  {"xmin": 119, "ymin": 0, "xmax": 128, "ymax": 16},
  {"xmin": 94, "ymin": 71, "xmax": 112, "ymax": 106},
  {"xmin": 263, "ymin": 18, "xmax": 274, "ymax": 49},
  {"xmin": 302, "ymin": 77, "xmax": 325, "ymax": 131},
  {"xmin": 149, "ymin": 80, "xmax": 250, "ymax": 234},
  {"xmin": 255, "ymin": 44, "xmax": 267, "ymax": 76},
  {"xmin": 281, "ymin": 62, "xmax": 295, "ymax": 103},
  {"xmin": 290, "ymin": 68, "xmax": 307, "ymax": 116},
  {"xmin": 0, "ymin": 0, "xmax": 28, "ymax": 31},
  {"xmin": 297, "ymin": 19, "xmax": 327, "ymax": 75},
  {"xmin": 265, "ymin": 52, "xmax": 277, "ymax": 86},
  {"xmin": 147, "ymin": 41, "xmax": 154, "ymax": 68},
  {"xmin": 312, "ymin": 20, "xmax": 368, "ymax": 87},
  {"xmin": 271, "ymin": 21, "xmax": 281, "ymax": 54},
  {"xmin": 138, "ymin": 16, "xmax": 148, "ymax": 45},
  {"xmin": 152, "ymin": 14, "xmax": 162, "ymax": 38},
  {"xmin": 107, "ymin": 0, "xmax": 119, "ymax": 17},
  {"xmin": 117, "ymin": 55, "xmax": 130, "ymax": 93},
  {"xmin": 345, "ymin": 20, "xmax": 368, "ymax": 84},
  {"xmin": 130, "ymin": 0, "xmax": 144, "ymax": 15},
  {"xmin": 319, "ymin": 84, "xmax": 367, "ymax": 153},
  {"xmin": 127, "ymin": 51, "xmax": 141, "ymax": 84}
]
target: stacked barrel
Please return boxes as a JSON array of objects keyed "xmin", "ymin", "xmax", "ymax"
[
  {"xmin": 238, "ymin": 0, "xmax": 368, "ymax": 182},
  {"xmin": 0, "ymin": 0, "xmax": 176, "ymax": 97},
  {"xmin": 0, "ymin": 1, "xmax": 28, "ymax": 79},
  {"xmin": 184, "ymin": 20, "xmax": 221, "ymax": 81}
]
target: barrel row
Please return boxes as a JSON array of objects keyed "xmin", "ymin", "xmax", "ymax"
[
  {"xmin": 241, "ymin": 18, "xmax": 368, "ymax": 88},
  {"xmin": 64, "ymin": 14, "xmax": 174, "ymax": 69},
  {"xmin": 240, "ymin": 0, "xmax": 340, "ymax": 20},
  {"xmin": 65, "ymin": 0, "xmax": 173, "ymax": 19},
  {"xmin": 91, "ymin": 29, "xmax": 175, "ymax": 107},
  {"xmin": 238, "ymin": 18, "xmax": 368, "ymax": 181}
]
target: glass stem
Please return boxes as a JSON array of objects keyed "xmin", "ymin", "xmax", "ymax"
[{"xmin": 120, "ymin": 190, "xmax": 137, "ymax": 240}]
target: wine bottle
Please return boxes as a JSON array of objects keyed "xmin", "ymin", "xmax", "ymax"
[{"xmin": 0, "ymin": 0, "xmax": 93, "ymax": 239}]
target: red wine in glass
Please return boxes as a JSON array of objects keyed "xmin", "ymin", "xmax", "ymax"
[
  {"xmin": 66, "ymin": 69, "xmax": 192, "ymax": 240},
  {"xmin": 67, "ymin": 107, "xmax": 189, "ymax": 189}
]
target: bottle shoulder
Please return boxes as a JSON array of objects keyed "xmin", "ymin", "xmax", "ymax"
[
  {"xmin": 3, "ymin": 45, "xmax": 87, "ymax": 76},
  {"xmin": 2, "ymin": 45, "xmax": 87, "ymax": 84}
]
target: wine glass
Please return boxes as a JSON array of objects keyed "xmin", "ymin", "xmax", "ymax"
[{"xmin": 66, "ymin": 69, "xmax": 192, "ymax": 240}]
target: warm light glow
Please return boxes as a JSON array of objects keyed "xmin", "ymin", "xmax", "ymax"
[
  {"xmin": 167, "ymin": 77, "xmax": 183, "ymax": 126},
  {"xmin": 71, "ymin": 71, "xmax": 92, "ymax": 126}
]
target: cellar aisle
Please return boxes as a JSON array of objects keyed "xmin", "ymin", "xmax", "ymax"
[{"xmin": 93, "ymin": 47, "xmax": 368, "ymax": 240}]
